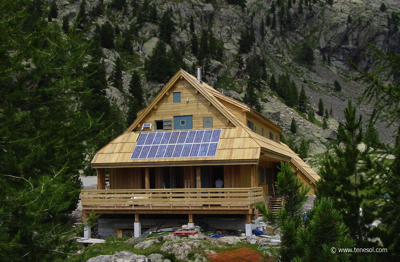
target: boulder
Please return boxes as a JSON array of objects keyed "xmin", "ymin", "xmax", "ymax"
[
  {"xmin": 142, "ymin": 37, "xmax": 159, "ymax": 57},
  {"xmin": 322, "ymin": 129, "xmax": 338, "ymax": 140},
  {"xmin": 148, "ymin": 253, "xmax": 164, "ymax": 262},
  {"xmin": 217, "ymin": 236, "xmax": 240, "ymax": 245},
  {"xmin": 134, "ymin": 239, "xmax": 155, "ymax": 249},
  {"xmin": 86, "ymin": 251, "xmax": 149, "ymax": 262}
]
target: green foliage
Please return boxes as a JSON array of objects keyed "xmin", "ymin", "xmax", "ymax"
[
  {"xmin": 334, "ymin": 79, "xmax": 342, "ymax": 92},
  {"xmin": 159, "ymin": 9, "xmax": 175, "ymax": 44},
  {"xmin": 238, "ymin": 25, "xmax": 255, "ymax": 53},
  {"xmin": 347, "ymin": 14, "xmax": 352, "ymax": 23},
  {"xmin": 191, "ymin": 33, "xmax": 199, "ymax": 56},
  {"xmin": 295, "ymin": 198, "xmax": 355, "ymax": 261},
  {"xmin": 62, "ymin": 15, "xmax": 69, "ymax": 33},
  {"xmin": 266, "ymin": 15, "xmax": 271, "ymax": 27},
  {"xmin": 316, "ymin": 101, "xmax": 378, "ymax": 252},
  {"xmin": 317, "ymin": 98, "xmax": 324, "ymax": 116},
  {"xmin": 227, "ymin": 0, "xmax": 246, "ymax": 9},
  {"xmin": 0, "ymin": 1, "xmax": 102, "ymax": 259},
  {"xmin": 112, "ymin": 57, "xmax": 123, "ymax": 90},
  {"xmin": 128, "ymin": 70, "xmax": 144, "ymax": 109},
  {"xmin": 298, "ymin": 41, "xmax": 314, "ymax": 65},
  {"xmin": 111, "ymin": 0, "xmax": 126, "ymax": 11},
  {"xmin": 101, "ymin": 21, "xmax": 115, "ymax": 48},
  {"xmin": 76, "ymin": 0, "xmax": 86, "ymax": 28},
  {"xmin": 290, "ymin": 118, "xmax": 297, "ymax": 134},
  {"xmin": 272, "ymin": 13, "xmax": 277, "ymax": 29},
  {"xmin": 298, "ymin": 85, "xmax": 308, "ymax": 113},
  {"xmin": 243, "ymin": 84, "xmax": 262, "ymax": 112},
  {"xmin": 298, "ymin": 2, "xmax": 303, "ymax": 15},
  {"xmin": 189, "ymin": 15, "xmax": 195, "ymax": 33},
  {"xmin": 49, "ymin": 0, "xmax": 58, "ymax": 20},
  {"xmin": 380, "ymin": 3, "xmax": 387, "ymax": 12},
  {"xmin": 322, "ymin": 109, "xmax": 329, "ymax": 129},
  {"xmin": 326, "ymin": 0, "xmax": 333, "ymax": 6},
  {"xmin": 298, "ymin": 138, "xmax": 308, "ymax": 159}
]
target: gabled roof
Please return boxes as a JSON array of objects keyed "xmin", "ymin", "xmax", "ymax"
[{"xmin": 93, "ymin": 69, "xmax": 319, "ymax": 184}]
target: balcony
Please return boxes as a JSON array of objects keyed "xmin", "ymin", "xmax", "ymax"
[{"xmin": 80, "ymin": 187, "xmax": 265, "ymax": 215}]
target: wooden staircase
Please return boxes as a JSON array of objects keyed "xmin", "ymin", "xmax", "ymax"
[{"xmin": 268, "ymin": 198, "xmax": 283, "ymax": 214}]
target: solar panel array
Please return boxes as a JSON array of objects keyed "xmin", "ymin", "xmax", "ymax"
[{"xmin": 131, "ymin": 129, "xmax": 222, "ymax": 159}]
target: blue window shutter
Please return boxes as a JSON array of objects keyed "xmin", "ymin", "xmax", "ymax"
[{"xmin": 173, "ymin": 92, "xmax": 181, "ymax": 103}]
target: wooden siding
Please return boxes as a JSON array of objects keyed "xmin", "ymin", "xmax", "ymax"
[
  {"xmin": 246, "ymin": 114, "xmax": 280, "ymax": 142},
  {"xmin": 139, "ymin": 79, "xmax": 234, "ymax": 131},
  {"xmin": 110, "ymin": 168, "xmax": 143, "ymax": 189}
]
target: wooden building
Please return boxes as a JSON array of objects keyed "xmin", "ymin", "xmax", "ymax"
[{"xmin": 80, "ymin": 69, "xmax": 320, "ymax": 237}]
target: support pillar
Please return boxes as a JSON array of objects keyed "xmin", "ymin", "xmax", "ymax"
[
  {"xmin": 196, "ymin": 167, "xmax": 201, "ymax": 188},
  {"xmin": 134, "ymin": 213, "xmax": 141, "ymax": 238},
  {"xmin": 84, "ymin": 223, "xmax": 91, "ymax": 239},
  {"xmin": 145, "ymin": 167, "xmax": 150, "ymax": 189},
  {"xmin": 97, "ymin": 168, "xmax": 105, "ymax": 189},
  {"xmin": 188, "ymin": 213, "xmax": 194, "ymax": 228},
  {"xmin": 245, "ymin": 214, "xmax": 252, "ymax": 237}
]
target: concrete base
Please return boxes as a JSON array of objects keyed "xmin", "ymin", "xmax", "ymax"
[
  {"xmin": 245, "ymin": 223, "xmax": 252, "ymax": 237},
  {"xmin": 188, "ymin": 222, "xmax": 195, "ymax": 228},
  {"xmin": 134, "ymin": 222, "xmax": 141, "ymax": 238},
  {"xmin": 84, "ymin": 224, "xmax": 91, "ymax": 239}
]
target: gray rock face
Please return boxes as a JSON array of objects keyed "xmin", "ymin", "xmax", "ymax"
[
  {"xmin": 86, "ymin": 251, "xmax": 150, "ymax": 262},
  {"xmin": 322, "ymin": 129, "xmax": 339, "ymax": 140},
  {"xmin": 134, "ymin": 239, "xmax": 155, "ymax": 249},
  {"xmin": 161, "ymin": 240, "xmax": 204, "ymax": 261}
]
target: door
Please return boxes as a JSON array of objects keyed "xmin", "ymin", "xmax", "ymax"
[{"xmin": 174, "ymin": 115, "xmax": 193, "ymax": 130}]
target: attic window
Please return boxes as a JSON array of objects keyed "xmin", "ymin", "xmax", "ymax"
[
  {"xmin": 261, "ymin": 128, "xmax": 264, "ymax": 136},
  {"xmin": 247, "ymin": 121, "xmax": 254, "ymax": 130},
  {"xmin": 269, "ymin": 132, "xmax": 274, "ymax": 141},
  {"xmin": 173, "ymin": 92, "xmax": 181, "ymax": 103},
  {"xmin": 155, "ymin": 120, "xmax": 172, "ymax": 130}
]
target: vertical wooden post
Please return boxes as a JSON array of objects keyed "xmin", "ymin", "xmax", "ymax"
[
  {"xmin": 246, "ymin": 214, "xmax": 252, "ymax": 224},
  {"xmin": 250, "ymin": 165, "xmax": 257, "ymax": 187},
  {"xmin": 97, "ymin": 168, "xmax": 105, "ymax": 190},
  {"xmin": 189, "ymin": 213, "xmax": 193, "ymax": 223},
  {"xmin": 145, "ymin": 167, "xmax": 150, "ymax": 189},
  {"xmin": 196, "ymin": 167, "xmax": 201, "ymax": 188},
  {"xmin": 135, "ymin": 213, "xmax": 140, "ymax": 223}
]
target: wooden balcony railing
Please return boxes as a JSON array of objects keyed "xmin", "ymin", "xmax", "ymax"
[{"xmin": 80, "ymin": 188, "xmax": 265, "ymax": 214}]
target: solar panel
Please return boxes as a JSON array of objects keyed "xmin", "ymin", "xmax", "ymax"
[{"xmin": 131, "ymin": 129, "xmax": 222, "ymax": 159}]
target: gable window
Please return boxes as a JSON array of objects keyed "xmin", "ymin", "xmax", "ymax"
[
  {"xmin": 173, "ymin": 92, "xmax": 181, "ymax": 103},
  {"xmin": 269, "ymin": 132, "xmax": 274, "ymax": 141},
  {"xmin": 155, "ymin": 119, "xmax": 172, "ymax": 130},
  {"xmin": 203, "ymin": 117, "xmax": 213, "ymax": 128},
  {"xmin": 174, "ymin": 115, "xmax": 193, "ymax": 130},
  {"xmin": 180, "ymin": 120, "xmax": 186, "ymax": 126},
  {"xmin": 261, "ymin": 128, "xmax": 264, "ymax": 136}
]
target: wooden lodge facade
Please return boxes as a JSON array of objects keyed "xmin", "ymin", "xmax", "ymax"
[{"xmin": 80, "ymin": 69, "xmax": 320, "ymax": 237}]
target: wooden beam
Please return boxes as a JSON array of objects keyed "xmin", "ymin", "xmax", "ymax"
[
  {"xmin": 97, "ymin": 168, "xmax": 105, "ymax": 190},
  {"xmin": 135, "ymin": 213, "xmax": 139, "ymax": 223},
  {"xmin": 250, "ymin": 165, "xmax": 257, "ymax": 187},
  {"xmin": 196, "ymin": 167, "xmax": 201, "ymax": 188},
  {"xmin": 189, "ymin": 213, "xmax": 193, "ymax": 223},
  {"xmin": 145, "ymin": 168, "xmax": 150, "ymax": 189}
]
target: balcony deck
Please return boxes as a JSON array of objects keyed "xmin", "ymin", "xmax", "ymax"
[{"xmin": 80, "ymin": 187, "xmax": 265, "ymax": 215}]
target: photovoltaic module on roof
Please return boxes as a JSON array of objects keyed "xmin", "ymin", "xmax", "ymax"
[{"xmin": 130, "ymin": 129, "xmax": 221, "ymax": 159}]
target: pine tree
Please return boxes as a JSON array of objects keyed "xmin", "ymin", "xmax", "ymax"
[
  {"xmin": 298, "ymin": 2, "xmax": 303, "ymax": 15},
  {"xmin": 49, "ymin": 1, "xmax": 58, "ymax": 20},
  {"xmin": 322, "ymin": 110, "xmax": 329, "ymax": 129},
  {"xmin": 270, "ymin": 74, "xmax": 277, "ymax": 91},
  {"xmin": 76, "ymin": 0, "xmax": 86, "ymax": 28},
  {"xmin": 243, "ymin": 84, "xmax": 262, "ymax": 112},
  {"xmin": 317, "ymin": 101, "xmax": 376, "ymax": 246},
  {"xmin": 330, "ymin": 106, "xmax": 333, "ymax": 116},
  {"xmin": 334, "ymin": 79, "xmax": 342, "ymax": 92},
  {"xmin": 145, "ymin": 40, "xmax": 172, "ymax": 82},
  {"xmin": 260, "ymin": 19, "xmax": 265, "ymax": 40},
  {"xmin": 191, "ymin": 33, "xmax": 199, "ymax": 56},
  {"xmin": 112, "ymin": 57, "xmax": 123, "ymax": 90},
  {"xmin": 101, "ymin": 21, "xmax": 115, "ymax": 48},
  {"xmin": 298, "ymin": 41, "xmax": 314, "ymax": 65},
  {"xmin": 272, "ymin": 13, "xmax": 277, "ymax": 29},
  {"xmin": 288, "ymin": 0, "xmax": 292, "ymax": 9},
  {"xmin": 189, "ymin": 15, "xmax": 195, "ymax": 33},
  {"xmin": 317, "ymin": 98, "xmax": 324, "ymax": 116},
  {"xmin": 271, "ymin": 1, "xmax": 276, "ymax": 13},
  {"xmin": 197, "ymin": 29, "xmax": 209, "ymax": 63},
  {"xmin": 290, "ymin": 118, "xmax": 297, "ymax": 133},
  {"xmin": 0, "ymin": 1, "xmax": 101, "ymax": 259},
  {"xmin": 326, "ymin": 0, "xmax": 333, "ymax": 6},
  {"xmin": 298, "ymin": 85, "xmax": 308, "ymax": 113},
  {"xmin": 159, "ymin": 9, "xmax": 175, "ymax": 44},
  {"xmin": 128, "ymin": 70, "xmax": 144, "ymax": 109},
  {"xmin": 296, "ymin": 198, "xmax": 355, "ymax": 261},
  {"xmin": 266, "ymin": 15, "xmax": 271, "ymax": 27},
  {"xmin": 62, "ymin": 15, "xmax": 69, "ymax": 33},
  {"xmin": 299, "ymin": 138, "xmax": 309, "ymax": 159},
  {"xmin": 380, "ymin": 3, "xmax": 387, "ymax": 12},
  {"xmin": 348, "ymin": 14, "xmax": 352, "ymax": 24}
]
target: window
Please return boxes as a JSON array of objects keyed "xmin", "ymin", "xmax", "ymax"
[
  {"xmin": 155, "ymin": 120, "xmax": 172, "ymax": 130},
  {"xmin": 258, "ymin": 167, "xmax": 265, "ymax": 184},
  {"xmin": 173, "ymin": 92, "xmax": 181, "ymax": 103},
  {"xmin": 180, "ymin": 120, "xmax": 186, "ymax": 126},
  {"xmin": 247, "ymin": 120, "xmax": 254, "ymax": 130},
  {"xmin": 203, "ymin": 117, "xmax": 213, "ymax": 128},
  {"xmin": 269, "ymin": 132, "xmax": 274, "ymax": 141},
  {"xmin": 173, "ymin": 115, "xmax": 193, "ymax": 130},
  {"xmin": 261, "ymin": 128, "xmax": 264, "ymax": 136}
]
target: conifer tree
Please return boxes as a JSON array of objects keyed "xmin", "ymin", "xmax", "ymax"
[
  {"xmin": 348, "ymin": 14, "xmax": 352, "ymax": 23},
  {"xmin": 317, "ymin": 101, "xmax": 376, "ymax": 246},
  {"xmin": 159, "ymin": 9, "xmax": 175, "ymax": 44},
  {"xmin": 298, "ymin": 41, "xmax": 314, "ymax": 65},
  {"xmin": 145, "ymin": 40, "xmax": 172, "ymax": 82},
  {"xmin": 197, "ymin": 29, "xmax": 209, "ymax": 63},
  {"xmin": 112, "ymin": 57, "xmax": 123, "ymax": 90},
  {"xmin": 290, "ymin": 118, "xmax": 297, "ymax": 133},
  {"xmin": 272, "ymin": 13, "xmax": 277, "ymax": 29},
  {"xmin": 380, "ymin": 3, "xmax": 387, "ymax": 12},
  {"xmin": 270, "ymin": 74, "xmax": 277, "ymax": 91},
  {"xmin": 189, "ymin": 15, "xmax": 195, "ymax": 33},
  {"xmin": 288, "ymin": 0, "xmax": 292, "ymax": 9},
  {"xmin": 48, "ymin": 0, "xmax": 58, "ymax": 21},
  {"xmin": 62, "ymin": 15, "xmax": 69, "ymax": 33},
  {"xmin": 76, "ymin": 0, "xmax": 86, "ymax": 28},
  {"xmin": 317, "ymin": 98, "xmax": 324, "ymax": 116},
  {"xmin": 299, "ymin": 138, "xmax": 309, "ymax": 159},
  {"xmin": 191, "ymin": 33, "xmax": 199, "ymax": 56},
  {"xmin": 334, "ymin": 79, "xmax": 342, "ymax": 91},
  {"xmin": 0, "ymin": 1, "xmax": 101, "ymax": 259},
  {"xmin": 271, "ymin": 1, "xmax": 276, "ymax": 13},
  {"xmin": 266, "ymin": 15, "xmax": 271, "ymax": 27},
  {"xmin": 260, "ymin": 19, "xmax": 265, "ymax": 40},
  {"xmin": 298, "ymin": 1, "xmax": 303, "ymax": 15},
  {"xmin": 243, "ymin": 84, "xmax": 262, "ymax": 112},
  {"xmin": 322, "ymin": 110, "xmax": 329, "ymax": 129},
  {"xmin": 298, "ymin": 85, "xmax": 308, "ymax": 113},
  {"xmin": 101, "ymin": 21, "xmax": 115, "ymax": 48}
]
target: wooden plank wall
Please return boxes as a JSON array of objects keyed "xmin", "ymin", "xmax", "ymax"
[
  {"xmin": 223, "ymin": 165, "xmax": 251, "ymax": 188},
  {"xmin": 139, "ymin": 79, "xmax": 235, "ymax": 130},
  {"xmin": 110, "ymin": 168, "xmax": 143, "ymax": 189},
  {"xmin": 246, "ymin": 114, "xmax": 280, "ymax": 142}
]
